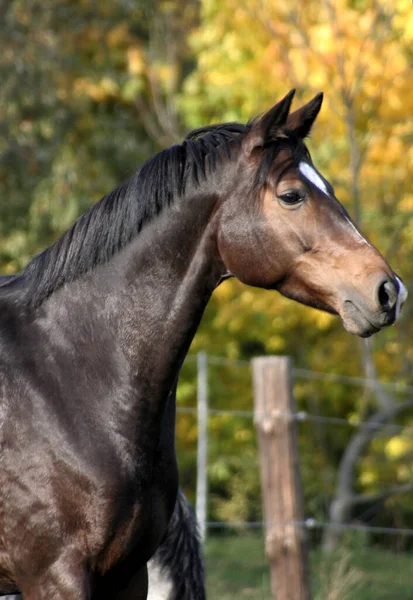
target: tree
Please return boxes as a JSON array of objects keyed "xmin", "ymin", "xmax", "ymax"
[{"xmin": 0, "ymin": 0, "xmax": 160, "ymax": 270}]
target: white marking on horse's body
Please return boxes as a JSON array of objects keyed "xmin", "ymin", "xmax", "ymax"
[
  {"xmin": 147, "ymin": 558, "xmax": 174, "ymax": 600},
  {"xmin": 299, "ymin": 161, "xmax": 328, "ymax": 195},
  {"xmin": 395, "ymin": 276, "xmax": 408, "ymax": 320}
]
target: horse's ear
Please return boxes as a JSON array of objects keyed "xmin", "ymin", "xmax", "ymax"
[
  {"xmin": 286, "ymin": 92, "xmax": 323, "ymax": 138},
  {"xmin": 243, "ymin": 89, "xmax": 296, "ymax": 153}
]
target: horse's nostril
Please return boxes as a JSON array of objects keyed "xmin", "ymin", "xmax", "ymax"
[{"xmin": 377, "ymin": 279, "xmax": 397, "ymax": 311}]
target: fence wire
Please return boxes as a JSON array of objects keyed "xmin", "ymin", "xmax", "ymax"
[
  {"xmin": 178, "ymin": 353, "xmax": 413, "ymax": 543},
  {"xmin": 177, "ymin": 405, "xmax": 413, "ymax": 436}
]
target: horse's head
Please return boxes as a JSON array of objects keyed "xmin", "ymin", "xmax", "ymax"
[{"xmin": 217, "ymin": 90, "xmax": 407, "ymax": 337}]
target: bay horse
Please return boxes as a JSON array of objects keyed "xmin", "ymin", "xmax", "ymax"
[{"xmin": 0, "ymin": 89, "xmax": 407, "ymax": 599}]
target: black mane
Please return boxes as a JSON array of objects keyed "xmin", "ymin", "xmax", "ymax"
[{"xmin": 2, "ymin": 122, "xmax": 308, "ymax": 309}]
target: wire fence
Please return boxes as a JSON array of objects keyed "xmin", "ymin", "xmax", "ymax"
[
  {"xmin": 186, "ymin": 352, "xmax": 413, "ymax": 394},
  {"xmin": 176, "ymin": 353, "xmax": 413, "ymax": 542},
  {"xmin": 205, "ymin": 520, "xmax": 413, "ymax": 537},
  {"xmin": 176, "ymin": 353, "xmax": 413, "ymax": 597},
  {"xmin": 177, "ymin": 405, "xmax": 413, "ymax": 437}
]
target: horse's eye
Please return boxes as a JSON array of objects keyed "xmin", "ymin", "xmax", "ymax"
[{"xmin": 278, "ymin": 191, "xmax": 305, "ymax": 206}]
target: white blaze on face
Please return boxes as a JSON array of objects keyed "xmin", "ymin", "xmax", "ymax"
[
  {"xmin": 299, "ymin": 162, "xmax": 328, "ymax": 195},
  {"xmin": 299, "ymin": 161, "xmax": 371, "ymax": 247},
  {"xmin": 344, "ymin": 216, "xmax": 372, "ymax": 247},
  {"xmin": 395, "ymin": 276, "xmax": 408, "ymax": 320}
]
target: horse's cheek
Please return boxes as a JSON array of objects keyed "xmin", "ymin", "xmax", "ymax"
[{"xmin": 217, "ymin": 216, "xmax": 281, "ymax": 287}]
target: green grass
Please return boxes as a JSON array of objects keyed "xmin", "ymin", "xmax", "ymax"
[
  {"xmin": 206, "ymin": 533, "xmax": 271, "ymax": 599},
  {"xmin": 205, "ymin": 532, "xmax": 413, "ymax": 599}
]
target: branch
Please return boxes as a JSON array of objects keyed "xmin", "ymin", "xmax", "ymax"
[
  {"xmin": 240, "ymin": 1, "xmax": 302, "ymax": 90},
  {"xmin": 135, "ymin": 2, "xmax": 190, "ymax": 148},
  {"xmin": 335, "ymin": 400, "xmax": 413, "ymax": 501},
  {"xmin": 135, "ymin": 94, "xmax": 171, "ymax": 148},
  {"xmin": 351, "ymin": 482, "xmax": 413, "ymax": 506},
  {"xmin": 323, "ymin": 400, "xmax": 413, "ymax": 550},
  {"xmin": 360, "ymin": 338, "xmax": 395, "ymax": 412}
]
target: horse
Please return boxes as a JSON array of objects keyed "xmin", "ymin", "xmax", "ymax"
[
  {"xmin": 0, "ymin": 89, "xmax": 406, "ymax": 599},
  {"xmin": 0, "ymin": 489, "xmax": 204, "ymax": 600}
]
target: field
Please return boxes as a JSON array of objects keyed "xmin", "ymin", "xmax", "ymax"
[{"xmin": 205, "ymin": 533, "xmax": 413, "ymax": 599}]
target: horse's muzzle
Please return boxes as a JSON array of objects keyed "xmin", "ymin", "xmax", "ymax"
[{"xmin": 340, "ymin": 274, "xmax": 407, "ymax": 337}]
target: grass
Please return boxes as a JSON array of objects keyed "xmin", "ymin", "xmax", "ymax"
[
  {"xmin": 206, "ymin": 533, "xmax": 271, "ymax": 599},
  {"xmin": 205, "ymin": 532, "xmax": 413, "ymax": 599}
]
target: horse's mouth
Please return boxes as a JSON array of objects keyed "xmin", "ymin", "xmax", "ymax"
[{"xmin": 340, "ymin": 300, "xmax": 390, "ymax": 337}]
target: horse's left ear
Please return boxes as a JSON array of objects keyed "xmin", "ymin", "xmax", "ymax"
[
  {"xmin": 286, "ymin": 92, "xmax": 323, "ymax": 138},
  {"xmin": 243, "ymin": 89, "xmax": 296, "ymax": 153}
]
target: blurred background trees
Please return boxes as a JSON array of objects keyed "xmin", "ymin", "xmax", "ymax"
[{"xmin": 1, "ymin": 0, "xmax": 413, "ymax": 550}]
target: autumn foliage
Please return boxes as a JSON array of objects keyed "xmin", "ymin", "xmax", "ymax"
[{"xmin": 1, "ymin": 0, "xmax": 413, "ymax": 543}]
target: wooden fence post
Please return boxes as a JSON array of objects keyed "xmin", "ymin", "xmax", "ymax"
[{"xmin": 252, "ymin": 356, "xmax": 311, "ymax": 600}]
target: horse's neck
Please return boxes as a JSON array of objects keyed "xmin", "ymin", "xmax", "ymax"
[
  {"xmin": 41, "ymin": 193, "xmax": 222, "ymax": 410},
  {"xmin": 115, "ymin": 197, "xmax": 223, "ymax": 384}
]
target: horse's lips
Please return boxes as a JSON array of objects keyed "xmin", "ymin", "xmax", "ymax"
[{"xmin": 340, "ymin": 300, "xmax": 383, "ymax": 337}]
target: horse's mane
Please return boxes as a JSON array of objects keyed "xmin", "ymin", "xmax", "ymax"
[{"xmin": 2, "ymin": 122, "xmax": 308, "ymax": 309}]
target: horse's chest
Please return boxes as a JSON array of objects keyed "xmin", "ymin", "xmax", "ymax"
[
  {"xmin": 93, "ymin": 477, "xmax": 174, "ymax": 576},
  {"xmin": 91, "ymin": 443, "xmax": 178, "ymax": 572}
]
